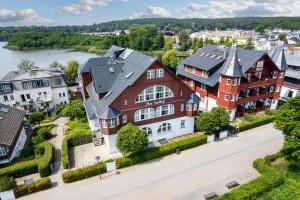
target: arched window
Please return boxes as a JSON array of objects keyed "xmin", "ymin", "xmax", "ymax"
[
  {"xmin": 157, "ymin": 123, "xmax": 172, "ymax": 134},
  {"xmin": 136, "ymin": 85, "xmax": 174, "ymax": 103},
  {"xmin": 134, "ymin": 108, "xmax": 155, "ymax": 122},
  {"xmin": 156, "ymin": 104, "xmax": 174, "ymax": 117},
  {"xmin": 142, "ymin": 127, "xmax": 152, "ymax": 136}
]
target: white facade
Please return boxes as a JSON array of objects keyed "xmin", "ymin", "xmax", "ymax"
[
  {"xmin": 0, "ymin": 69, "xmax": 70, "ymax": 116},
  {"xmin": 102, "ymin": 116, "xmax": 195, "ymax": 153},
  {"xmin": 280, "ymin": 86, "xmax": 299, "ymax": 100},
  {"xmin": 0, "ymin": 127, "xmax": 27, "ymax": 165},
  {"xmin": 89, "ymin": 119, "xmax": 100, "ymax": 132},
  {"xmin": 198, "ymin": 96, "xmax": 218, "ymax": 112}
]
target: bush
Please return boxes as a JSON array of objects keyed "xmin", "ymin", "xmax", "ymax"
[
  {"xmin": 28, "ymin": 112, "xmax": 44, "ymax": 125},
  {"xmin": 38, "ymin": 142, "xmax": 54, "ymax": 177},
  {"xmin": 244, "ymin": 113, "xmax": 255, "ymax": 122},
  {"xmin": 216, "ymin": 158, "xmax": 284, "ymax": 200},
  {"xmin": 31, "ymin": 135, "xmax": 45, "ymax": 145},
  {"xmin": 37, "ymin": 127, "xmax": 52, "ymax": 140},
  {"xmin": 264, "ymin": 108, "xmax": 275, "ymax": 115},
  {"xmin": 0, "ymin": 176, "xmax": 16, "ymax": 192},
  {"xmin": 116, "ymin": 123, "xmax": 148, "ymax": 155},
  {"xmin": 238, "ymin": 117, "xmax": 274, "ymax": 132},
  {"xmin": 0, "ymin": 142, "xmax": 53, "ymax": 178},
  {"xmin": 41, "ymin": 117, "xmax": 55, "ymax": 124},
  {"xmin": 14, "ymin": 177, "xmax": 52, "ymax": 198},
  {"xmin": 62, "ymin": 160, "xmax": 111, "ymax": 183},
  {"xmin": 62, "ymin": 133, "xmax": 207, "ymax": 183},
  {"xmin": 62, "ymin": 133, "xmax": 93, "ymax": 169},
  {"xmin": 116, "ymin": 133, "xmax": 207, "ymax": 169}
]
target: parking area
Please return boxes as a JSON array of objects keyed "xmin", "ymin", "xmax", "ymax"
[{"xmin": 70, "ymin": 143, "xmax": 122, "ymax": 168}]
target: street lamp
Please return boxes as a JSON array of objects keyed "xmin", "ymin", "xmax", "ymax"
[{"xmin": 95, "ymin": 156, "xmax": 101, "ymax": 179}]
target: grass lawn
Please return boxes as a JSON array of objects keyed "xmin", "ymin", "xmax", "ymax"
[
  {"xmin": 259, "ymin": 159, "xmax": 300, "ymax": 200},
  {"xmin": 65, "ymin": 117, "xmax": 91, "ymax": 135}
]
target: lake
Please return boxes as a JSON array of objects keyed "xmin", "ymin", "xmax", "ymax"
[{"xmin": 0, "ymin": 42, "xmax": 98, "ymax": 77}]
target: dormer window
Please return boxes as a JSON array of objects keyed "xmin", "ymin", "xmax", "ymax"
[
  {"xmin": 0, "ymin": 147, "xmax": 6, "ymax": 156},
  {"xmin": 192, "ymin": 68, "xmax": 196, "ymax": 74},
  {"xmin": 102, "ymin": 119, "xmax": 108, "ymax": 128},
  {"xmin": 147, "ymin": 69, "xmax": 155, "ymax": 79},
  {"xmin": 257, "ymin": 61, "xmax": 264, "ymax": 68}
]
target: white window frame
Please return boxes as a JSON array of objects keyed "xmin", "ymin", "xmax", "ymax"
[
  {"xmin": 200, "ymin": 84, "xmax": 206, "ymax": 91},
  {"xmin": 226, "ymin": 78, "xmax": 231, "ymax": 85},
  {"xmin": 156, "ymin": 68, "xmax": 164, "ymax": 78},
  {"xmin": 156, "ymin": 104, "xmax": 174, "ymax": 117},
  {"xmin": 279, "ymin": 72, "xmax": 284, "ymax": 78},
  {"xmin": 3, "ymin": 95, "xmax": 8, "ymax": 101},
  {"xmin": 122, "ymin": 115, "xmax": 127, "ymax": 123},
  {"xmin": 108, "ymin": 118, "xmax": 116, "ymax": 128},
  {"xmin": 180, "ymin": 103, "xmax": 184, "ymax": 111},
  {"xmin": 147, "ymin": 69, "xmax": 155, "ymax": 79},
  {"xmin": 230, "ymin": 95, "xmax": 235, "ymax": 102},
  {"xmin": 276, "ymin": 86, "xmax": 280, "ymax": 92},
  {"xmin": 142, "ymin": 127, "xmax": 153, "ymax": 136},
  {"xmin": 158, "ymin": 123, "xmax": 172, "ymax": 134},
  {"xmin": 192, "ymin": 67, "xmax": 196, "ymax": 74},
  {"xmin": 102, "ymin": 119, "xmax": 108, "ymax": 128},
  {"xmin": 0, "ymin": 146, "xmax": 6, "ymax": 156},
  {"xmin": 134, "ymin": 108, "xmax": 155, "ymax": 122},
  {"xmin": 193, "ymin": 103, "xmax": 198, "ymax": 111},
  {"xmin": 257, "ymin": 61, "xmax": 264, "ymax": 68},
  {"xmin": 190, "ymin": 80, "xmax": 194, "ymax": 87},
  {"xmin": 180, "ymin": 120, "xmax": 186, "ymax": 128},
  {"xmin": 225, "ymin": 94, "xmax": 229, "ymax": 101},
  {"xmin": 136, "ymin": 85, "xmax": 174, "ymax": 103},
  {"xmin": 186, "ymin": 103, "xmax": 193, "ymax": 111},
  {"xmin": 233, "ymin": 79, "xmax": 238, "ymax": 85}
]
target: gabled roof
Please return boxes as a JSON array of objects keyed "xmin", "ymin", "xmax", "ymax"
[
  {"xmin": 82, "ymin": 46, "xmax": 157, "ymax": 119},
  {"xmin": 100, "ymin": 107, "xmax": 121, "ymax": 119},
  {"xmin": 268, "ymin": 47, "xmax": 288, "ymax": 71},
  {"xmin": 220, "ymin": 47, "xmax": 243, "ymax": 77},
  {"xmin": 1, "ymin": 69, "xmax": 65, "ymax": 81},
  {"xmin": 187, "ymin": 93, "xmax": 201, "ymax": 103},
  {"xmin": 0, "ymin": 104, "xmax": 25, "ymax": 146}
]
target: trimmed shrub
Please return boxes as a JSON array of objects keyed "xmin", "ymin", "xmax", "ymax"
[
  {"xmin": 264, "ymin": 108, "xmax": 275, "ymax": 115},
  {"xmin": 37, "ymin": 127, "xmax": 52, "ymax": 140},
  {"xmin": 0, "ymin": 176, "xmax": 16, "ymax": 192},
  {"xmin": 62, "ymin": 133, "xmax": 207, "ymax": 183},
  {"xmin": 14, "ymin": 177, "xmax": 52, "ymax": 198},
  {"xmin": 244, "ymin": 113, "xmax": 256, "ymax": 122},
  {"xmin": 62, "ymin": 133, "xmax": 93, "ymax": 169},
  {"xmin": 62, "ymin": 160, "xmax": 110, "ymax": 183},
  {"xmin": 38, "ymin": 142, "xmax": 54, "ymax": 177},
  {"xmin": 116, "ymin": 134, "xmax": 207, "ymax": 169},
  {"xmin": 238, "ymin": 116, "xmax": 274, "ymax": 132},
  {"xmin": 216, "ymin": 158, "xmax": 284, "ymax": 200},
  {"xmin": 0, "ymin": 142, "xmax": 53, "ymax": 178}
]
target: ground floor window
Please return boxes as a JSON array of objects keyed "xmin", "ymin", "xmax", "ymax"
[
  {"xmin": 180, "ymin": 120, "xmax": 185, "ymax": 128},
  {"xmin": 142, "ymin": 127, "xmax": 153, "ymax": 136},
  {"xmin": 158, "ymin": 122, "xmax": 172, "ymax": 134}
]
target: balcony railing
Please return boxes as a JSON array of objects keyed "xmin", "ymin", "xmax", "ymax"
[
  {"xmin": 239, "ymin": 78, "xmax": 276, "ymax": 89},
  {"xmin": 237, "ymin": 92, "xmax": 273, "ymax": 104}
]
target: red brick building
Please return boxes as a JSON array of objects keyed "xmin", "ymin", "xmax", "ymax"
[
  {"xmin": 79, "ymin": 46, "xmax": 199, "ymax": 153},
  {"xmin": 177, "ymin": 45, "xmax": 287, "ymax": 120}
]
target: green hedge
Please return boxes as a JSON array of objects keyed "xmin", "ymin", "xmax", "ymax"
[
  {"xmin": 62, "ymin": 134, "xmax": 207, "ymax": 183},
  {"xmin": 0, "ymin": 142, "xmax": 53, "ymax": 178},
  {"xmin": 116, "ymin": 134, "xmax": 207, "ymax": 169},
  {"xmin": 216, "ymin": 155, "xmax": 284, "ymax": 200},
  {"xmin": 14, "ymin": 177, "xmax": 52, "ymax": 198},
  {"xmin": 238, "ymin": 116, "xmax": 274, "ymax": 132},
  {"xmin": 38, "ymin": 142, "xmax": 54, "ymax": 177},
  {"xmin": 62, "ymin": 160, "xmax": 112, "ymax": 183},
  {"xmin": 62, "ymin": 133, "xmax": 93, "ymax": 169}
]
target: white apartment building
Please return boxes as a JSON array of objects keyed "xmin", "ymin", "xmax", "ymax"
[{"xmin": 0, "ymin": 68, "xmax": 69, "ymax": 116}]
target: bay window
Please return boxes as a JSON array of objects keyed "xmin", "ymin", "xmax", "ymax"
[{"xmin": 102, "ymin": 119, "xmax": 108, "ymax": 128}]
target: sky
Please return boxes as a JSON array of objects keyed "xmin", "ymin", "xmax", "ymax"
[{"xmin": 0, "ymin": 0, "xmax": 299, "ymax": 26}]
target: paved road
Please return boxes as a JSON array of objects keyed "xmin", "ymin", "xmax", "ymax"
[{"xmin": 21, "ymin": 124, "xmax": 283, "ymax": 200}]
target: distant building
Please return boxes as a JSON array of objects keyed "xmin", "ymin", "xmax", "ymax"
[
  {"xmin": 0, "ymin": 68, "xmax": 69, "ymax": 116},
  {"xmin": 79, "ymin": 46, "xmax": 199, "ymax": 153},
  {"xmin": 177, "ymin": 45, "xmax": 287, "ymax": 120},
  {"xmin": 280, "ymin": 51, "xmax": 300, "ymax": 100},
  {"xmin": 0, "ymin": 104, "xmax": 27, "ymax": 164}
]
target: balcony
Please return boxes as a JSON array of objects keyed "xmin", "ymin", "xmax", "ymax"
[
  {"xmin": 37, "ymin": 97, "xmax": 53, "ymax": 103},
  {"xmin": 239, "ymin": 78, "xmax": 276, "ymax": 89},
  {"xmin": 237, "ymin": 92, "xmax": 273, "ymax": 104}
]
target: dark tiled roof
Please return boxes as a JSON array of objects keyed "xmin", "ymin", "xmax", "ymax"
[
  {"xmin": 100, "ymin": 107, "xmax": 121, "ymax": 119},
  {"xmin": 268, "ymin": 47, "xmax": 288, "ymax": 71},
  {"xmin": 187, "ymin": 93, "xmax": 201, "ymax": 103},
  {"xmin": 220, "ymin": 48, "xmax": 243, "ymax": 77},
  {"xmin": 177, "ymin": 45, "xmax": 267, "ymax": 86},
  {"xmin": 0, "ymin": 104, "xmax": 25, "ymax": 146},
  {"xmin": 82, "ymin": 46, "xmax": 156, "ymax": 119}
]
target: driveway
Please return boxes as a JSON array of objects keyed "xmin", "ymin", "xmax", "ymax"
[{"xmin": 20, "ymin": 123, "xmax": 283, "ymax": 200}]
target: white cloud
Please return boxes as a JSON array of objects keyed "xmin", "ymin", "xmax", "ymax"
[
  {"xmin": 129, "ymin": 6, "xmax": 171, "ymax": 19},
  {"xmin": 0, "ymin": 8, "xmax": 52, "ymax": 23},
  {"xmin": 61, "ymin": 0, "xmax": 113, "ymax": 15},
  {"xmin": 180, "ymin": 0, "xmax": 300, "ymax": 18}
]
